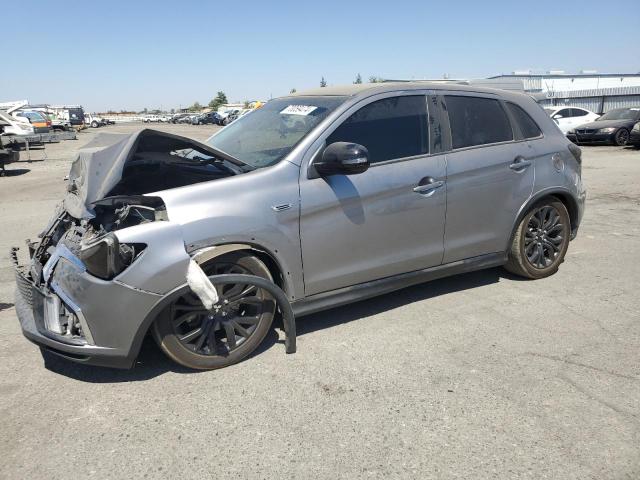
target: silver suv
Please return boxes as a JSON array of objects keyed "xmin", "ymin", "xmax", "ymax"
[{"xmin": 13, "ymin": 83, "xmax": 586, "ymax": 370}]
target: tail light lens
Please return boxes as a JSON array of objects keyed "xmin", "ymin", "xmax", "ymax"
[{"xmin": 567, "ymin": 143, "xmax": 582, "ymax": 165}]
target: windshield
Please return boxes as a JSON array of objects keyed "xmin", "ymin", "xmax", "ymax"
[
  {"xmin": 597, "ymin": 108, "xmax": 640, "ymax": 121},
  {"xmin": 206, "ymin": 96, "xmax": 346, "ymax": 168},
  {"xmin": 21, "ymin": 112, "xmax": 46, "ymax": 122}
]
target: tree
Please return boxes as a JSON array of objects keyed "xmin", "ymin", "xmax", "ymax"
[
  {"xmin": 189, "ymin": 101, "xmax": 202, "ymax": 112},
  {"xmin": 369, "ymin": 76, "xmax": 384, "ymax": 83},
  {"xmin": 290, "ymin": 88, "xmax": 297, "ymax": 94},
  {"xmin": 320, "ymin": 76, "xmax": 327, "ymax": 87},
  {"xmin": 170, "ymin": 108, "xmax": 175, "ymax": 114},
  {"xmin": 354, "ymin": 73, "xmax": 362, "ymax": 84},
  {"xmin": 143, "ymin": 107, "xmax": 148, "ymax": 114},
  {"xmin": 208, "ymin": 91, "xmax": 228, "ymax": 110}
]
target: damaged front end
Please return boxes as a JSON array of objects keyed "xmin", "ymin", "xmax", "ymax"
[{"xmin": 13, "ymin": 128, "xmax": 296, "ymax": 368}]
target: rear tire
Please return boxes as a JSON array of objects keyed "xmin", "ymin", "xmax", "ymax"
[
  {"xmin": 504, "ymin": 198, "xmax": 570, "ymax": 279},
  {"xmin": 152, "ymin": 253, "xmax": 275, "ymax": 370}
]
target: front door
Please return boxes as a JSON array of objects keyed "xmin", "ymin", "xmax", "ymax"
[{"xmin": 299, "ymin": 94, "xmax": 447, "ymax": 296}]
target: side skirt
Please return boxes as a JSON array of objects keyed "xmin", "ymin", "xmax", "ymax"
[{"xmin": 291, "ymin": 252, "xmax": 506, "ymax": 317}]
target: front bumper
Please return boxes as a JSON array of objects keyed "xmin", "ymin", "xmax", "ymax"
[
  {"xmin": 629, "ymin": 130, "xmax": 640, "ymax": 146},
  {"xmin": 567, "ymin": 131, "xmax": 615, "ymax": 145},
  {"xmin": 12, "ymin": 248, "xmax": 163, "ymax": 369}
]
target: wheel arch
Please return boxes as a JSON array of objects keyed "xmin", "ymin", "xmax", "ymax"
[
  {"xmin": 507, "ymin": 188, "xmax": 580, "ymax": 250},
  {"xmin": 124, "ymin": 242, "xmax": 293, "ymax": 367},
  {"xmin": 189, "ymin": 243, "xmax": 290, "ymax": 298}
]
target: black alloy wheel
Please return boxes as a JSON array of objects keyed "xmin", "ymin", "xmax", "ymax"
[
  {"xmin": 614, "ymin": 129, "xmax": 629, "ymax": 146},
  {"xmin": 523, "ymin": 205, "xmax": 566, "ymax": 269},
  {"xmin": 505, "ymin": 198, "xmax": 571, "ymax": 279}
]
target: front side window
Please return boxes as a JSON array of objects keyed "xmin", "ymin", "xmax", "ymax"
[
  {"xmin": 445, "ymin": 96, "xmax": 513, "ymax": 149},
  {"xmin": 327, "ymin": 95, "xmax": 429, "ymax": 163},
  {"xmin": 506, "ymin": 102, "xmax": 542, "ymax": 139},
  {"xmin": 556, "ymin": 108, "xmax": 573, "ymax": 118},
  {"xmin": 207, "ymin": 96, "xmax": 346, "ymax": 168}
]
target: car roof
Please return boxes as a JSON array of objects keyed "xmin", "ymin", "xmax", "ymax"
[{"xmin": 290, "ymin": 81, "xmax": 521, "ymax": 98}]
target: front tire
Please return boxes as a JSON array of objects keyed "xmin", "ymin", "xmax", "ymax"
[
  {"xmin": 504, "ymin": 198, "xmax": 570, "ymax": 279},
  {"xmin": 614, "ymin": 128, "xmax": 629, "ymax": 146},
  {"xmin": 152, "ymin": 253, "xmax": 276, "ymax": 370}
]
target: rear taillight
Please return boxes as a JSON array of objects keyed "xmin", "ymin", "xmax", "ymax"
[{"xmin": 568, "ymin": 143, "xmax": 582, "ymax": 165}]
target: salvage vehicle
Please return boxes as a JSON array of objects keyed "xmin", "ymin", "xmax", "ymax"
[
  {"xmin": 13, "ymin": 82, "xmax": 586, "ymax": 370},
  {"xmin": 84, "ymin": 113, "xmax": 105, "ymax": 128},
  {"xmin": 193, "ymin": 112, "xmax": 223, "ymax": 125},
  {"xmin": 628, "ymin": 122, "xmax": 640, "ymax": 147},
  {"xmin": 544, "ymin": 106, "xmax": 599, "ymax": 134},
  {"xmin": 12, "ymin": 110, "xmax": 52, "ymax": 133},
  {"xmin": 0, "ymin": 111, "xmax": 35, "ymax": 136},
  {"xmin": 566, "ymin": 107, "xmax": 640, "ymax": 145},
  {"xmin": 0, "ymin": 121, "xmax": 20, "ymax": 175}
]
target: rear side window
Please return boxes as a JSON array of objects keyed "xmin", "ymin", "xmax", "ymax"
[
  {"xmin": 327, "ymin": 95, "xmax": 429, "ymax": 163},
  {"xmin": 570, "ymin": 108, "xmax": 588, "ymax": 117},
  {"xmin": 444, "ymin": 96, "xmax": 513, "ymax": 149},
  {"xmin": 506, "ymin": 102, "xmax": 542, "ymax": 139}
]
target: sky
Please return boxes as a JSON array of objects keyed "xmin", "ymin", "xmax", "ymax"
[{"xmin": 3, "ymin": 0, "xmax": 638, "ymax": 112}]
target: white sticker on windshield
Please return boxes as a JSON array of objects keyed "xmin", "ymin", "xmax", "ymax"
[{"xmin": 280, "ymin": 105, "xmax": 318, "ymax": 116}]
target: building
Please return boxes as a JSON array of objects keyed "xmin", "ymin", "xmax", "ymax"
[{"xmin": 488, "ymin": 71, "xmax": 640, "ymax": 114}]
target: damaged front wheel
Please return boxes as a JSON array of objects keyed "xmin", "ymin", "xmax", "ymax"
[{"xmin": 152, "ymin": 253, "xmax": 276, "ymax": 370}]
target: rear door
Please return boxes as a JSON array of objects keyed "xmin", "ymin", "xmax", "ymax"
[
  {"xmin": 299, "ymin": 93, "xmax": 447, "ymax": 295},
  {"xmin": 441, "ymin": 94, "xmax": 534, "ymax": 263}
]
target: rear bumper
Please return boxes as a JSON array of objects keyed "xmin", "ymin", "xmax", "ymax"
[{"xmin": 12, "ymin": 249, "xmax": 163, "ymax": 369}]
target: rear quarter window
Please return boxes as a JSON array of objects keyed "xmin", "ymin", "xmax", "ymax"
[
  {"xmin": 505, "ymin": 102, "xmax": 542, "ymax": 139},
  {"xmin": 444, "ymin": 96, "xmax": 513, "ymax": 149}
]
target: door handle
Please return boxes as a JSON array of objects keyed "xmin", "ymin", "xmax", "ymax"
[
  {"xmin": 509, "ymin": 156, "xmax": 532, "ymax": 171},
  {"xmin": 413, "ymin": 177, "xmax": 444, "ymax": 195}
]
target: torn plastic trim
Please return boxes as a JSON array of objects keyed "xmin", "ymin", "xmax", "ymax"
[
  {"xmin": 184, "ymin": 262, "xmax": 297, "ymax": 355},
  {"xmin": 186, "ymin": 259, "xmax": 219, "ymax": 310},
  {"xmin": 190, "ymin": 243, "xmax": 253, "ymax": 266},
  {"xmin": 202, "ymin": 274, "xmax": 297, "ymax": 355}
]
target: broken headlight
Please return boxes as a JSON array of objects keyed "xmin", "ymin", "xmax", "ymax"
[{"xmin": 78, "ymin": 233, "xmax": 144, "ymax": 280}]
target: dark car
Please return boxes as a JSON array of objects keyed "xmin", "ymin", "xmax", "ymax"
[
  {"xmin": 193, "ymin": 112, "xmax": 222, "ymax": 125},
  {"xmin": 566, "ymin": 107, "xmax": 640, "ymax": 146},
  {"xmin": 629, "ymin": 122, "xmax": 640, "ymax": 147},
  {"xmin": 170, "ymin": 114, "xmax": 189, "ymax": 124},
  {"xmin": 0, "ymin": 125, "xmax": 20, "ymax": 176}
]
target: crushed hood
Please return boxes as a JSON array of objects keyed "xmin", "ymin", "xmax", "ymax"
[
  {"xmin": 64, "ymin": 129, "xmax": 240, "ymax": 219},
  {"xmin": 64, "ymin": 132, "xmax": 138, "ymax": 219}
]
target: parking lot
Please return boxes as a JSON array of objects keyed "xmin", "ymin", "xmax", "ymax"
[{"xmin": 0, "ymin": 124, "xmax": 638, "ymax": 479}]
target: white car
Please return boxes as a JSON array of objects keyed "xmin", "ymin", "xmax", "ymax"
[
  {"xmin": 0, "ymin": 111, "xmax": 35, "ymax": 135},
  {"xmin": 142, "ymin": 115, "xmax": 162, "ymax": 123},
  {"xmin": 544, "ymin": 106, "xmax": 600, "ymax": 134},
  {"xmin": 84, "ymin": 114, "xmax": 105, "ymax": 128}
]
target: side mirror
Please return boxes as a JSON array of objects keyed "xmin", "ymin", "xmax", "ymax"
[{"xmin": 314, "ymin": 142, "xmax": 370, "ymax": 176}]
